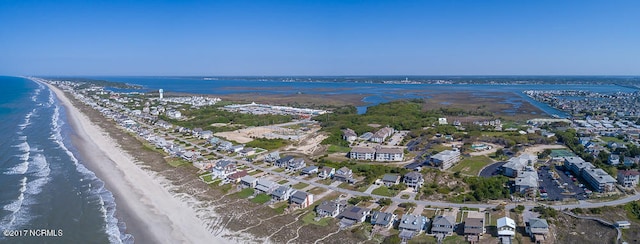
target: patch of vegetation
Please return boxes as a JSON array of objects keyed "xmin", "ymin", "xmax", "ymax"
[
  {"xmin": 449, "ymin": 156, "xmax": 494, "ymax": 176},
  {"xmin": 377, "ymin": 198, "xmax": 392, "ymax": 207},
  {"xmin": 533, "ymin": 206, "xmax": 558, "ymax": 219},
  {"xmin": 272, "ymin": 202, "xmax": 288, "ymax": 214},
  {"xmin": 234, "ymin": 188, "xmax": 255, "ymax": 198},
  {"xmin": 159, "ymin": 105, "xmax": 293, "ymax": 132},
  {"xmin": 278, "ymin": 180, "xmax": 289, "ymax": 185},
  {"xmin": 250, "ymin": 193, "xmax": 271, "ymax": 204},
  {"xmin": 348, "ymin": 196, "xmax": 373, "ymax": 205},
  {"xmin": 292, "ymin": 182, "xmax": 309, "ymax": 190},
  {"xmin": 372, "ymin": 186, "xmax": 398, "ymax": 197},
  {"xmin": 302, "ymin": 212, "xmax": 330, "ymax": 226},
  {"xmin": 625, "ymin": 201, "xmax": 640, "ymax": 220},
  {"xmin": 245, "ymin": 138, "xmax": 289, "ymax": 150},
  {"xmin": 463, "ymin": 176, "xmax": 510, "ymax": 201},
  {"xmin": 327, "ymin": 145, "xmax": 352, "ymax": 153},
  {"xmin": 167, "ymin": 158, "xmax": 190, "ymax": 167}
]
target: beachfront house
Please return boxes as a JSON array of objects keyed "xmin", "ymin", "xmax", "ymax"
[
  {"xmin": 370, "ymin": 211, "xmax": 396, "ymax": 229},
  {"xmin": 334, "ymin": 167, "xmax": 354, "ymax": 183},
  {"xmin": 350, "ymin": 147, "xmax": 376, "ymax": 161},
  {"xmin": 301, "ymin": 165, "xmax": 319, "ymax": 175},
  {"xmin": 289, "ymin": 191, "xmax": 314, "ymax": 209},
  {"xmin": 398, "ymin": 214, "xmax": 428, "ymax": 234},
  {"xmin": 525, "ymin": 218, "xmax": 549, "ymax": 243},
  {"xmin": 287, "ymin": 158, "xmax": 306, "ymax": 171},
  {"xmin": 316, "ymin": 200, "xmax": 345, "ymax": 218},
  {"xmin": 381, "ymin": 174, "xmax": 401, "ymax": 186},
  {"xmin": 226, "ymin": 170, "xmax": 248, "ymax": 184},
  {"xmin": 618, "ymin": 170, "xmax": 640, "ymax": 188},
  {"xmin": 275, "ymin": 155, "xmax": 294, "ymax": 168},
  {"xmin": 271, "ymin": 185, "xmax": 296, "ymax": 202},
  {"xmin": 318, "ymin": 167, "xmax": 335, "ymax": 179},
  {"xmin": 430, "ymin": 149, "xmax": 461, "ymax": 170},
  {"xmin": 338, "ymin": 205, "xmax": 370, "ymax": 227},
  {"xmin": 211, "ymin": 160, "xmax": 237, "ymax": 179},
  {"xmin": 430, "ymin": 215, "xmax": 456, "ymax": 238},
  {"xmin": 240, "ymin": 175, "xmax": 258, "ymax": 188},
  {"xmin": 254, "ymin": 179, "xmax": 279, "ymax": 194},
  {"xmin": 375, "ymin": 147, "xmax": 404, "ymax": 162},
  {"xmin": 403, "ymin": 171, "xmax": 424, "ymax": 191}
]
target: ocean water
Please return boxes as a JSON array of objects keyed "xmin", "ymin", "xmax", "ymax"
[
  {"xmin": 0, "ymin": 77, "xmax": 132, "ymax": 243},
  {"xmin": 94, "ymin": 76, "xmax": 638, "ymax": 116}
]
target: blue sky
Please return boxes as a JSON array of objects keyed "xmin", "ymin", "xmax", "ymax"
[{"xmin": 0, "ymin": 0, "xmax": 638, "ymax": 76}]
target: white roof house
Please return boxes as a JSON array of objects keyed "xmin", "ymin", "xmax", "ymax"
[{"xmin": 497, "ymin": 217, "xmax": 516, "ymax": 236}]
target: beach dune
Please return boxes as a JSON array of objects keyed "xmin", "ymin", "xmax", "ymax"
[{"xmin": 43, "ymin": 82, "xmax": 227, "ymax": 244}]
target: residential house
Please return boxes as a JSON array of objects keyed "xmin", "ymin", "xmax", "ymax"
[
  {"xmin": 217, "ymin": 141, "xmax": 233, "ymax": 151},
  {"xmin": 430, "ymin": 149, "xmax": 461, "ymax": 170},
  {"xmin": 316, "ymin": 200, "xmax": 344, "ymax": 218},
  {"xmin": 370, "ymin": 211, "xmax": 396, "ymax": 229},
  {"xmin": 497, "ymin": 217, "xmax": 516, "ymax": 243},
  {"xmin": 342, "ymin": 128, "xmax": 357, "ymax": 142},
  {"xmin": 199, "ymin": 130, "xmax": 213, "ymax": 139},
  {"xmin": 181, "ymin": 151, "xmax": 196, "ymax": 161},
  {"xmin": 381, "ymin": 174, "xmax": 401, "ymax": 186},
  {"xmin": 254, "ymin": 179, "xmax": 279, "ymax": 194},
  {"xmin": 155, "ymin": 119, "xmax": 173, "ymax": 129},
  {"xmin": 239, "ymin": 147, "xmax": 256, "ymax": 157},
  {"xmin": 624, "ymin": 157, "xmax": 639, "ymax": 167},
  {"xmin": 228, "ymin": 145, "xmax": 244, "ymax": 153},
  {"xmin": 350, "ymin": 147, "xmax": 376, "ymax": 161},
  {"xmin": 525, "ymin": 218, "xmax": 549, "ymax": 243},
  {"xmin": 226, "ymin": 170, "xmax": 248, "ymax": 184},
  {"xmin": 609, "ymin": 154, "xmax": 621, "ymax": 165},
  {"xmin": 271, "ymin": 185, "xmax": 296, "ymax": 201},
  {"xmin": 398, "ymin": 214, "xmax": 429, "ymax": 234},
  {"xmin": 275, "ymin": 155, "xmax": 294, "ymax": 168},
  {"xmin": 211, "ymin": 160, "xmax": 237, "ymax": 179},
  {"xmin": 464, "ymin": 217, "xmax": 485, "ymax": 242},
  {"xmin": 192, "ymin": 128, "xmax": 203, "ymax": 136},
  {"xmin": 403, "ymin": 172, "xmax": 424, "ymax": 191},
  {"xmin": 319, "ymin": 167, "xmax": 335, "ymax": 179},
  {"xmin": 375, "ymin": 147, "xmax": 404, "ymax": 162},
  {"xmin": 264, "ymin": 151, "xmax": 280, "ymax": 163},
  {"xmin": 301, "ymin": 165, "xmax": 319, "ymax": 175},
  {"xmin": 240, "ymin": 175, "xmax": 258, "ymax": 188},
  {"xmin": 430, "ymin": 215, "xmax": 456, "ymax": 237},
  {"xmin": 502, "ymin": 154, "xmax": 537, "ymax": 177},
  {"xmin": 287, "ymin": 158, "xmax": 306, "ymax": 171},
  {"xmin": 208, "ymin": 137, "xmax": 220, "ymax": 145},
  {"xmin": 617, "ymin": 170, "xmax": 640, "ymax": 188},
  {"xmin": 334, "ymin": 167, "xmax": 354, "ymax": 183},
  {"xmin": 289, "ymin": 191, "xmax": 314, "ymax": 209},
  {"xmin": 338, "ymin": 205, "xmax": 370, "ymax": 224}
]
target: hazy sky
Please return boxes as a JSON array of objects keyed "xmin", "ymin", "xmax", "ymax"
[{"xmin": 1, "ymin": 0, "xmax": 639, "ymax": 76}]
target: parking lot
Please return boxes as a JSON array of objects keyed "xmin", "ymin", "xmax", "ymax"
[
  {"xmin": 537, "ymin": 165, "xmax": 586, "ymax": 201},
  {"xmin": 479, "ymin": 162, "xmax": 506, "ymax": 178}
]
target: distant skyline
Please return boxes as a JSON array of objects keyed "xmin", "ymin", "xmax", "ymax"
[{"xmin": 1, "ymin": 0, "xmax": 639, "ymax": 76}]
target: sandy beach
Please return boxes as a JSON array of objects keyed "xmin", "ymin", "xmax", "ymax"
[{"xmin": 43, "ymin": 82, "xmax": 229, "ymax": 243}]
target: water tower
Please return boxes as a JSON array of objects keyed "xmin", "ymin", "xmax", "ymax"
[{"xmin": 159, "ymin": 89, "xmax": 164, "ymax": 99}]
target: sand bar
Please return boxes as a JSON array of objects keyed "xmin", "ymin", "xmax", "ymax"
[{"xmin": 42, "ymin": 81, "xmax": 230, "ymax": 244}]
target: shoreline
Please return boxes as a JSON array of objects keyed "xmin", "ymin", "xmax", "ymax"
[{"xmin": 42, "ymin": 81, "xmax": 229, "ymax": 243}]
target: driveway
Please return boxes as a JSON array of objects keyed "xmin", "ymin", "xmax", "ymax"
[{"xmin": 479, "ymin": 162, "xmax": 506, "ymax": 178}]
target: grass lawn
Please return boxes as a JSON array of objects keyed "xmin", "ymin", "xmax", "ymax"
[
  {"xmin": 293, "ymin": 182, "xmax": 310, "ymax": 190},
  {"xmin": 274, "ymin": 168, "xmax": 285, "ymax": 173},
  {"xmin": 422, "ymin": 209, "xmax": 437, "ymax": 218},
  {"xmin": 248, "ymin": 170, "xmax": 263, "ymax": 176},
  {"xmin": 449, "ymin": 156, "xmax": 494, "ymax": 176},
  {"xmin": 601, "ymin": 136, "xmax": 625, "ymax": 144},
  {"xmin": 309, "ymin": 187, "xmax": 326, "ymax": 195},
  {"xmin": 278, "ymin": 180, "xmax": 289, "ymax": 185},
  {"xmin": 201, "ymin": 174, "xmax": 215, "ymax": 183},
  {"xmin": 318, "ymin": 178, "xmax": 332, "ymax": 185},
  {"xmin": 428, "ymin": 144, "xmax": 453, "ymax": 154},
  {"xmin": 251, "ymin": 193, "xmax": 271, "ymax": 204},
  {"xmin": 301, "ymin": 212, "xmax": 330, "ymax": 226},
  {"xmin": 371, "ymin": 186, "xmax": 398, "ymax": 197},
  {"xmin": 442, "ymin": 235, "xmax": 466, "ymax": 243},
  {"xmin": 408, "ymin": 234, "xmax": 437, "ymax": 244},
  {"xmin": 327, "ymin": 145, "xmax": 351, "ymax": 154},
  {"xmin": 167, "ymin": 158, "xmax": 191, "ymax": 167},
  {"xmin": 234, "ymin": 188, "xmax": 255, "ymax": 198},
  {"xmin": 272, "ymin": 202, "xmax": 288, "ymax": 214}
]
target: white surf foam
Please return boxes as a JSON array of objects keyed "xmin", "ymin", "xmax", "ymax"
[
  {"xmin": 7, "ymin": 141, "xmax": 30, "ymax": 175},
  {"xmin": 0, "ymin": 177, "xmax": 28, "ymax": 230},
  {"xmin": 50, "ymin": 103, "xmax": 130, "ymax": 243},
  {"xmin": 18, "ymin": 109, "xmax": 36, "ymax": 130}
]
